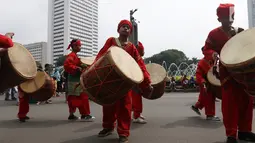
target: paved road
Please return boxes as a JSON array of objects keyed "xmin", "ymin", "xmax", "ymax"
[{"xmin": 0, "ymin": 92, "xmax": 253, "ymax": 143}]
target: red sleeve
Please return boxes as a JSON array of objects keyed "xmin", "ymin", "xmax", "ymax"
[
  {"xmin": 204, "ymin": 30, "xmax": 219, "ymax": 55},
  {"xmin": 132, "ymin": 45, "xmax": 151, "ymax": 88},
  {"xmin": 138, "ymin": 42, "xmax": 144, "ymax": 57},
  {"xmin": 196, "ymin": 61, "xmax": 206, "ymax": 85},
  {"xmin": 0, "ymin": 34, "xmax": 13, "ymax": 48},
  {"xmin": 64, "ymin": 54, "xmax": 79, "ymax": 75},
  {"xmin": 95, "ymin": 37, "xmax": 114, "ymax": 61}
]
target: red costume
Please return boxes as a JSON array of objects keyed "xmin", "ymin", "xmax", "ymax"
[
  {"xmin": 137, "ymin": 41, "xmax": 144, "ymax": 57},
  {"xmin": 96, "ymin": 20, "xmax": 151, "ymax": 137},
  {"xmin": 17, "ymin": 87, "xmax": 29, "ymax": 120},
  {"xmin": 203, "ymin": 3, "xmax": 254, "ymax": 140},
  {"xmin": 132, "ymin": 41, "xmax": 145, "ymax": 120},
  {"xmin": 64, "ymin": 51, "xmax": 91, "ymax": 116},
  {"xmin": 0, "ymin": 34, "xmax": 13, "ymax": 48},
  {"xmin": 194, "ymin": 50, "xmax": 216, "ymax": 116}
]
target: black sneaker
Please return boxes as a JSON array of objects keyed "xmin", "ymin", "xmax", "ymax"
[
  {"xmin": 119, "ymin": 136, "xmax": 128, "ymax": 143},
  {"xmin": 25, "ymin": 116, "xmax": 30, "ymax": 120},
  {"xmin": 19, "ymin": 116, "xmax": 30, "ymax": 123},
  {"xmin": 206, "ymin": 116, "xmax": 221, "ymax": 121},
  {"xmin": 80, "ymin": 115, "xmax": 95, "ymax": 122},
  {"xmin": 68, "ymin": 114, "xmax": 78, "ymax": 120},
  {"xmin": 19, "ymin": 118, "xmax": 26, "ymax": 123},
  {"xmin": 226, "ymin": 137, "xmax": 237, "ymax": 143},
  {"xmin": 191, "ymin": 105, "xmax": 201, "ymax": 115},
  {"xmin": 98, "ymin": 128, "xmax": 114, "ymax": 137},
  {"xmin": 238, "ymin": 131, "xmax": 255, "ymax": 142}
]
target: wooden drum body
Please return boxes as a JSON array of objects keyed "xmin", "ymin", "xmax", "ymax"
[
  {"xmin": 20, "ymin": 71, "xmax": 54, "ymax": 101},
  {"xmin": 220, "ymin": 27, "xmax": 255, "ymax": 96},
  {"xmin": 143, "ymin": 63, "xmax": 167, "ymax": 100},
  {"xmin": 207, "ymin": 66, "xmax": 222, "ymax": 99},
  {"xmin": 0, "ymin": 43, "xmax": 37, "ymax": 92},
  {"xmin": 80, "ymin": 46, "xmax": 144, "ymax": 105}
]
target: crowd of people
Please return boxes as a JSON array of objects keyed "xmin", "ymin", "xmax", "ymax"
[{"xmin": 166, "ymin": 74, "xmax": 197, "ymax": 91}]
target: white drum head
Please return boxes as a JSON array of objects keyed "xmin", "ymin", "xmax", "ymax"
[
  {"xmin": 207, "ymin": 66, "xmax": 221, "ymax": 86},
  {"xmin": 80, "ymin": 56, "xmax": 95, "ymax": 66},
  {"xmin": 146, "ymin": 63, "xmax": 167, "ymax": 85},
  {"xmin": 20, "ymin": 71, "xmax": 46, "ymax": 93},
  {"xmin": 109, "ymin": 46, "xmax": 144, "ymax": 83},
  {"xmin": 220, "ymin": 28, "xmax": 255, "ymax": 67},
  {"xmin": 9, "ymin": 42, "xmax": 37, "ymax": 78}
]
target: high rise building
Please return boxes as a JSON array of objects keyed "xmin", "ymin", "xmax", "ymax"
[
  {"xmin": 47, "ymin": 0, "xmax": 98, "ymax": 64},
  {"xmin": 248, "ymin": 0, "xmax": 255, "ymax": 28},
  {"xmin": 24, "ymin": 42, "xmax": 47, "ymax": 66}
]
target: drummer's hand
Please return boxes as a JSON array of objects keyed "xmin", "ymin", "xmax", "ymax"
[
  {"xmin": 213, "ymin": 66, "xmax": 218, "ymax": 75},
  {"xmin": 212, "ymin": 52, "xmax": 218, "ymax": 60},
  {"xmin": 203, "ymin": 82, "xmax": 207, "ymax": 92},
  {"xmin": 76, "ymin": 67, "xmax": 82, "ymax": 72},
  {"xmin": 147, "ymin": 84, "xmax": 153, "ymax": 92},
  {"xmin": 202, "ymin": 82, "xmax": 206, "ymax": 88},
  {"xmin": 0, "ymin": 48, "xmax": 7, "ymax": 56},
  {"xmin": 5, "ymin": 33, "xmax": 14, "ymax": 39}
]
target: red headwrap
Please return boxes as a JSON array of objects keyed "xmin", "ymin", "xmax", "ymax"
[
  {"xmin": 217, "ymin": 3, "xmax": 235, "ymax": 19},
  {"xmin": 117, "ymin": 20, "xmax": 133, "ymax": 33},
  {"xmin": 66, "ymin": 40, "xmax": 81, "ymax": 50},
  {"xmin": 137, "ymin": 41, "xmax": 144, "ymax": 57}
]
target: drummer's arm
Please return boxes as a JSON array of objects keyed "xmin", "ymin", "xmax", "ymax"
[
  {"xmin": 203, "ymin": 30, "xmax": 220, "ymax": 55},
  {"xmin": 0, "ymin": 34, "xmax": 14, "ymax": 48},
  {"xmin": 95, "ymin": 37, "xmax": 114, "ymax": 61},
  {"xmin": 195, "ymin": 63, "xmax": 206, "ymax": 85},
  {"xmin": 64, "ymin": 55, "xmax": 80, "ymax": 75},
  {"xmin": 133, "ymin": 46, "xmax": 151, "ymax": 87}
]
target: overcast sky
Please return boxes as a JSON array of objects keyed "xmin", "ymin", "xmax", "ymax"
[{"xmin": 0, "ymin": 0, "xmax": 248, "ymax": 59}]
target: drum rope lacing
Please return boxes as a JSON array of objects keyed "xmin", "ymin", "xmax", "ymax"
[{"xmin": 82, "ymin": 63, "xmax": 127, "ymax": 102}]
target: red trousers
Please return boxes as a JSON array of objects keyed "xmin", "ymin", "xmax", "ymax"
[
  {"xmin": 221, "ymin": 80, "xmax": 253, "ymax": 138},
  {"xmin": 67, "ymin": 92, "xmax": 90, "ymax": 115},
  {"xmin": 17, "ymin": 91, "xmax": 29, "ymax": 118},
  {"xmin": 102, "ymin": 91, "xmax": 132, "ymax": 137},
  {"xmin": 132, "ymin": 90, "xmax": 143, "ymax": 119},
  {"xmin": 195, "ymin": 85, "xmax": 215, "ymax": 116}
]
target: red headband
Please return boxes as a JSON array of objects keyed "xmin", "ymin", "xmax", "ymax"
[
  {"xmin": 117, "ymin": 20, "xmax": 133, "ymax": 33},
  {"xmin": 217, "ymin": 3, "xmax": 235, "ymax": 19},
  {"xmin": 67, "ymin": 40, "xmax": 81, "ymax": 50}
]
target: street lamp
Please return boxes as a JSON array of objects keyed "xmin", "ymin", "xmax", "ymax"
[{"xmin": 129, "ymin": 9, "xmax": 138, "ymax": 46}]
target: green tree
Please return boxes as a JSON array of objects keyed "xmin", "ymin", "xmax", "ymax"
[
  {"xmin": 186, "ymin": 57, "xmax": 199, "ymax": 65},
  {"xmin": 144, "ymin": 49, "xmax": 189, "ymax": 66}
]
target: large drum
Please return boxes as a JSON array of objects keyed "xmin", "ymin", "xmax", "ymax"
[
  {"xmin": 20, "ymin": 71, "xmax": 55, "ymax": 101},
  {"xmin": 0, "ymin": 43, "xmax": 37, "ymax": 92},
  {"xmin": 80, "ymin": 56, "xmax": 95, "ymax": 66},
  {"xmin": 143, "ymin": 63, "xmax": 167, "ymax": 100},
  {"xmin": 207, "ymin": 66, "xmax": 222, "ymax": 99},
  {"xmin": 80, "ymin": 46, "xmax": 144, "ymax": 105},
  {"xmin": 220, "ymin": 27, "xmax": 255, "ymax": 96}
]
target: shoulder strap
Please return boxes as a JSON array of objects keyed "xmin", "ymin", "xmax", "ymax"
[{"xmin": 114, "ymin": 38, "xmax": 122, "ymax": 47}]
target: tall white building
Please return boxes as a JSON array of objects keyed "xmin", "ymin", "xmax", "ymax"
[
  {"xmin": 248, "ymin": 0, "xmax": 255, "ymax": 28},
  {"xmin": 24, "ymin": 42, "xmax": 47, "ymax": 66},
  {"xmin": 48, "ymin": 0, "xmax": 98, "ymax": 64}
]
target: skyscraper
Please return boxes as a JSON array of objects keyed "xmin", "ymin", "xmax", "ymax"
[
  {"xmin": 47, "ymin": 0, "xmax": 98, "ymax": 64},
  {"xmin": 24, "ymin": 42, "xmax": 47, "ymax": 67},
  {"xmin": 248, "ymin": 0, "xmax": 255, "ymax": 28}
]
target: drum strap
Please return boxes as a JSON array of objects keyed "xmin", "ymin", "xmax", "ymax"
[
  {"xmin": 115, "ymin": 38, "xmax": 122, "ymax": 47},
  {"xmin": 114, "ymin": 38, "xmax": 132, "ymax": 49}
]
